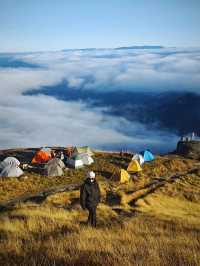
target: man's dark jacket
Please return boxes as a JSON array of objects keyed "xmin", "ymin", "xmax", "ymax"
[{"xmin": 80, "ymin": 178, "xmax": 101, "ymax": 209}]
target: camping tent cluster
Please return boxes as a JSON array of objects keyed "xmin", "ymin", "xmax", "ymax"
[
  {"xmin": 0, "ymin": 157, "xmax": 24, "ymax": 177},
  {"xmin": 127, "ymin": 150, "xmax": 154, "ymax": 173},
  {"xmin": 31, "ymin": 146, "xmax": 95, "ymax": 175},
  {"xmin": 31, "ymin": 146, "xmax": 94, "ymax": 169},
  {"xmin": 113, "ymin": 150, "xmax": 154, "ymax": 184},
  {"xmin": 0, "ymin": 147, "xmax": 153, "ymax": 181},
  {"xmin": 0, "ymin": 146, "xmax": 95, "ymax": 178}
]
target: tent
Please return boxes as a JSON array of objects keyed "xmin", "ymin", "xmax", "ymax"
[
  {"xmin": 111, "ymin": 169, "xmax": 130, "ymax": 183},
  {"xmin": 132, "ymin": 154, "xmax": 144, "ymax": 165},
  {"xmin": 68, "ymin": 155, "xmax": 84, "ymax": 168},
  {"xmin": 56, "ymin": 151, "xmax": 65, "ymax": 160},
  {"xmin": 44, "ymin": 164, "xmax": 63, "ymax": 176},
  {"xmin": 47, "ymin": 158, "xmax": 65, "ymax": 169},
  {"xmin": 31, "ymin": 150, "xmax": 51, "ymax": 164},
  {"xmin": 141, "ymin": 150, "xmax": 154, "ymax": 162},
  {"xmin": 0, "ymin": 157, "xmax": 20, "ymax": 170},
  {"xmin": 65, "ymin": 147, "xmax": 73, "ymax": 157},
  {"xmin": 73, "ymin": 146, "xmax": 94, "ymax": 156},
  {"xmin": 127, "ymin": 160, "xmax": 142, "ymax": 173},
  {"xmin": 41, "ymin": 147, "xmax": 51, "ymax": 153},
  {"xmin": 44, "ymin": 158, "xmax": 65, "ymax": 176},
  {"xmin": 79, "ymin": 153, "xmax": 94, "ymax": 165},
  {"xmin": 44, "ymin": 161, "xmax": 64, "ymax": 177},
  {"xmin": 0, "ymin": 165, "xmax": 23, "ymax": 177}
]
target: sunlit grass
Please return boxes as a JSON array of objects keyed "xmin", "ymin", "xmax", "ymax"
[
  {"xmin": 0, "ymin": 152, "xmax": 200, "ymax": 265},
  {"xmin": 0, "ymin": 201, "xmax": 200, "ymax": 266}
]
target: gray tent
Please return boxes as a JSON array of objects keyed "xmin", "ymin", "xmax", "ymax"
[
  {"xmin": 46, "ymin": 158, "xmax": 65, "ymax": 169},
  {"xmin": 0, "ymin": 165, "xmax": 24, "ymax": 177},
  {"xmin": 44, "ymin": 158, "xmax": 65, "ymax": 176},
  {"xmin": 44, "ymin": 164, "xmax": 63, "ymax": 176}
]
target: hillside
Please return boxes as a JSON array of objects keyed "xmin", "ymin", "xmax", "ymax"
[
  {"xmin": 0, "ymin": 149, "xmax": 200, "ymax": 266},
  {"xmin": 25, "ymin": 86, "xmax": 200, "ymax": 137},
  {"xmin": 176, "ymin": 140, "xmax": 200, "ymax": 159}
]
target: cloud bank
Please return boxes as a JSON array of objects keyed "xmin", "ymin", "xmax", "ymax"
[{"xmin": 0, "ymin": 47, "xmax": 199, "ymax": 152}]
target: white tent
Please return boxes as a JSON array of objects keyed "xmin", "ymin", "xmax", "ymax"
[
  {"xmin": 0, "ymin": 157, "xmax": 20, "ymax": 170},
  {"xmin": 68, "ymin": 155, "xmax": 84, "ymax": 168},
  {"xmin": 80, "ymin": 153, "xmax": 94, "ymax": 165},
  {"xmin": 0, "ymin": 165, "xmax": 23, "ymax": 177},
  {"xmin": 132, "ymin": 154, "xmax": 144, "ymax": 165}
]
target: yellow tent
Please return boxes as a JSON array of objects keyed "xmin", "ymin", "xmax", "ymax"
[
  {"xmin": 127, "ymin": 160, "xmax": 142, "ymax": 173},
  {"xmin": 111, "ymin": 169, "xmax": 130, "ymax": 183}
]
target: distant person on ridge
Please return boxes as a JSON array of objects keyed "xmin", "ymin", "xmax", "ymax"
[{"xmin": 80, "ymin": 171, "xmax": 101, "ymax": 227}]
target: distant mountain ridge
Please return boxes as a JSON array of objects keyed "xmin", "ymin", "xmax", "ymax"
[
  {"xmin": 24, "ymin": 81, "xmax": 200, "ymax": 137},
  {"xmin": 62, "ymin": 45, "xmax": 164, "ymax": 52},
  {"xmin": 115, "ymin": 45, "xmax": 164, "ymax": 50}
]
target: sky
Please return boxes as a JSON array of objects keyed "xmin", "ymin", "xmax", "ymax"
[{"xmin": 0, "ymin": 0, "xmax": 200, "ymax": 52}]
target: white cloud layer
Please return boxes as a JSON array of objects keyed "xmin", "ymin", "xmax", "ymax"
[
  {"xmin": 17, "ymin": 47, "xmax": 200, "ymax": 93},
  {"xmin": 1, "ymin": 47, "xmax": 199, "ymax": 152}
]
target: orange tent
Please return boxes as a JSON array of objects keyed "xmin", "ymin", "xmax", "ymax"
[{"xmin": 31, "ymin": 150, "xmax": 51, "ymax": 164}]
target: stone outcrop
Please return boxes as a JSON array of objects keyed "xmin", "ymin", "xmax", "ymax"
[{"xmin": 176, "ymin": 140, "xmax": 200, "ymax": 159}]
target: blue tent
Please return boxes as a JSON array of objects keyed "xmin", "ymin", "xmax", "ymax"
[{"xmin": 141, "ymin": 150, "xmax": 154, "ymax": 162}]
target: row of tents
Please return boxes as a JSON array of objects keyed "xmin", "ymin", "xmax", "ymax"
[
  {"xmin": 112, "ymin": 150, "xmax": 155, "ymax": 183},
  {"xmin": 0, "ymin": 156, "xmax": 67, "ymax": 178},
  {"xmin": 0, "ymin": 146, "xmax": 95, "ymax": 178},
  {"xmin": 31, "ymin": 146, "xmax": 94, "ymax": 168},
  {"xmin": 0, "ymin": 148, "xmax": 154, "ymax": 180}
]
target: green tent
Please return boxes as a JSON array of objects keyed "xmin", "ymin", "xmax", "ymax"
[
  {"xmin": 68, "ymin": 155, "xmax": 84, "ymax": 168},
  {"xmin": 73, "ymin": 146, "xmax": 94, "ymax": 156}
]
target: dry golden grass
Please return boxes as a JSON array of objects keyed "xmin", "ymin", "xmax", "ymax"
[
  {"xmin": 0, "ymin": 200, "xmax": 200, "ymax": 266},
  {"xmin": 1, "ymin": 153, "xmax": 196, "ymax": 203},
  {"xmin": 0, "ymin": 151, "xmax": 200, "ymax": 265}
]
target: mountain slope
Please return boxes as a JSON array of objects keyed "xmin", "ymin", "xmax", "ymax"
[
  {"xmin": 0, "ymin": 150, "xmax": 200, "ymax": 266},
  {"xmin": 25, "ymin": 83, "xmax": 200, "ymax": 136}
]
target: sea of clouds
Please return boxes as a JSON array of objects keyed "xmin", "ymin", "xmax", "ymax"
[{"xmin": 0, "ymin": 47, "xmax": 200, "ymax": 152}]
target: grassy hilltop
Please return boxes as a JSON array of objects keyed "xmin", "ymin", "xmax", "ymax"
[{"xmin": 0, "ymin": 150, "xmax": 200, "ymax": 266}]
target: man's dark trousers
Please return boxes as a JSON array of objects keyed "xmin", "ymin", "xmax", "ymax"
[{"xmin": 87, "ymin": 206, "xmax": 97, "ymax": 227}]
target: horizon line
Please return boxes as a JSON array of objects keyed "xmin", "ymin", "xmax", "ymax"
[{"xmin": 1, "ymin": 44, "xmax": 200, "ymax": 55}]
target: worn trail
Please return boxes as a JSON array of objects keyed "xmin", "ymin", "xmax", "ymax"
[{"xmin": 0, "ymin": 183, "xmax": 80, "ymax": 212}]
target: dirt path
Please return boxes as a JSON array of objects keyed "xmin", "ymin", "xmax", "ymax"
[{"xmin": 0, "ymin": 183, "xmax": 80, "ymax": 212}]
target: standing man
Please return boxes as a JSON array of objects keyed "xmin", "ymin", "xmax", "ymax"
[{"xmin": 80, "ymin": 171, "xmax": 101, "ymax": 227}]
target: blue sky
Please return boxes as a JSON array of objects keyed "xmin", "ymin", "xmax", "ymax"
[{"xmin": 0, "ymin": 0, "xmax": 200, "ymax": 52}]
